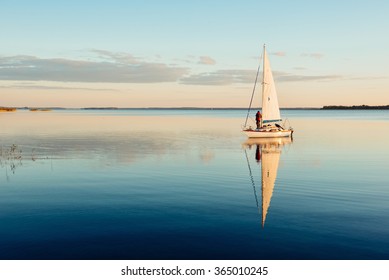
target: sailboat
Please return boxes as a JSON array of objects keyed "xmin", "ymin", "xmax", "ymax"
[
  {"xmin": 243, "ymin": 45, "xmax": 293, "ymax": 138},
  {"xmin": 243, "ymin": 137, "xmax": 292, "ymax": 227}
]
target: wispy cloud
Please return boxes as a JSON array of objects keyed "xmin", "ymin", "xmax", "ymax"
[
  {"xmin": 0, "ymin": 53, "xmax": 188, "ymax": 83},
  {"xmin": 345, "ymin": 75, "xmax": 388, "ymax": 81},
  {"xmin": 3, "ymin": 51, "xmax": 382, "ymax": 87},
  {"xmin": 274, "ymin": 71, "xmax": 342, "ymax": 82},
  {"xmin": 198, "ymin": 56, "xmax": 216, "ymax": 65},
  {"xmin": 275, "ymin": 72, "xmax": 387, "ymax": 82},
  {"xmin": 89, "ymin": 49, "xmax": 139, "ymax": 64},
  {"xmin": 0, "ymin": 84, "xmax": 117, "ymax": 91},
  {"xmin": 301, "ymin": 53, "xmax": 325, "ymax": 59},
  {"xmin": 180, "ymin": 70, "xmax": 348, "ymax": 85},
  {"xmin": 293, "ymin": 67, "xmax": 307, "ymax": 70},
  {"xmin": 271, "ymin": 51, "xmax": 286, "ymax": 57},
  {"xmin": 180, "ymin": 69, "xmax": 256, "ymax": 85}
]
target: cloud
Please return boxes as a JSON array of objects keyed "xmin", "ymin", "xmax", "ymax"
[
  {"xmin": 301, "ymin": 53, "xmax": 325, "ymax": 59},
  {"xmin": 4, "ymin": 51, "xmax": 380, "ymax": 87},
  {"xmin": 180, "ymin": 69, "xmax": 256, "ymax": 85},
  {"xmin": 274, "ymin": 71, "xmax": 342, "ymax": 82},
  {"xmin": 274, "ymin": 72, "xmax": 388, "ymax": 82},
  {"xmin": 180, "ymin": 69, "xmax": 347, "ymax": 85},
  {"xmin": 89, "ymin": 49, "xmax": 139, "ymax": 64},
  {"xmin": 271, "ymin": 51, "xmax": 286, "ymax": 57},
  {"xmin": 198, "ymin": 56, "xmax": 216, "ymax": 65},
  {"xmin": 0, "ymin": 84, "xmax": 117, "ymax": 91},
  {"xmin": 0, "ymin": 54, "xmax": 188, "ymax": 83},
  {"xmin": 345, "ymin": 75, "xmax": 388, "ymax": 81}
]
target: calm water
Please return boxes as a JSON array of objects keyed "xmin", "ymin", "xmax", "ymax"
[{"xmin": 0, "ymin": 109, "xmax": 388, "ymax": 260}]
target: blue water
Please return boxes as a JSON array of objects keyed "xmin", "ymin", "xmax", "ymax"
[{"xmin": 0, "ymin": 110, "xmax": 388, "ymax": 259}]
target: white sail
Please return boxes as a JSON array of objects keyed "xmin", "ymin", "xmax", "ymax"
[
  {"xmin": 261, "ymin": 144, "xmax": 281, "ymax": 227},
  {"xmin": 261, "ymin": 47, "xmax": 282, "ymax": 124}
]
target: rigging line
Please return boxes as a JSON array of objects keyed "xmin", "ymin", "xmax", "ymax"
[
  {"xmin": 244, "ymin": 148, "xmax": 260, "ymax": 215},
  {"xmin": 244, "ymin": 53, "xmax": 262, "ymax": 128}
]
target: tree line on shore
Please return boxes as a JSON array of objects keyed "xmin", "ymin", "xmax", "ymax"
[{"xmin": 322, "ymin": 105, "xmax": 389, "ymax": 110}]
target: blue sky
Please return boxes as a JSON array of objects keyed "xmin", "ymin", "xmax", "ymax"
[{"xmin": 1, "ymin": 0, "xmax": 388, "ymax": 107}]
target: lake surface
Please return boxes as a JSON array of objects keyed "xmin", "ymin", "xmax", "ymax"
[{"xmin": 0, "ymin": 109, "xmax": 388, "ymax": 259}]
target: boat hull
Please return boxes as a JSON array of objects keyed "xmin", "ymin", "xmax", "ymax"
[{"xmin": 243, "ymin": 129, "xmax": 293, "ymax": 138}]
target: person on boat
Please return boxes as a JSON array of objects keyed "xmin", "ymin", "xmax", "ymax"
[{"xmin": 255, "ymin": 111, "xmax": 262, "ymax": 129}]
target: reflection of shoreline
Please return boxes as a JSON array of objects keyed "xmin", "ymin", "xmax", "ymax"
[
  {"xmin": 1, "ymin": 113, "xmax": 245, "ymax": 182},
  {"xmin": 1, "ymin": 113, "xmax": 236, "ymax": 167},
  {"xmin": 243, "ymin": 137, "xmax": 292, "ymax": 228}
]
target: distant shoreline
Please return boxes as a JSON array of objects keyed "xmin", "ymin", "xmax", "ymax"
[
  {"xmin": 321, "ymin": 105, "xmax": 389, "ymax": 110},
  {"xmin": 1, "ymin": 105, "xmax": 389, "ymax": 111}
]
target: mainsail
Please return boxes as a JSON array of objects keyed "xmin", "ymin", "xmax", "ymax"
[{"xmin": 261, "ymin": 46, "xmax": 282, "ymax": 124}]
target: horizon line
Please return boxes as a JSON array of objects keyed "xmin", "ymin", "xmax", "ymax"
[{"xmin": 2, "ymin": 105, "xmax": 389, "ymax": 110}]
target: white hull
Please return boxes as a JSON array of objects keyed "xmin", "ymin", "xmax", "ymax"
[{"xmin": 243, "ymin": 129, "xmax": 293, "ymax": 138}]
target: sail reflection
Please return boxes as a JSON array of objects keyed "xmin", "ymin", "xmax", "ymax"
[{"xmin": 243, "ymin": 137, "xmax": 292, "ymax": 227}]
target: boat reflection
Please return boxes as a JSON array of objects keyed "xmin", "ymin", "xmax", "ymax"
[{"xmin": 243, "ymin": 137, "xmax": 292, "ymax": 227}]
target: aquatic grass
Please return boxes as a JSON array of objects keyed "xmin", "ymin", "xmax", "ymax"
[
  {"xmin": 0, "ymin": 144, "xmax": 47, "ymax": 177},
  {"xmin": 0, "ymin": 144, "xmax": 22, "ymax": 163}
]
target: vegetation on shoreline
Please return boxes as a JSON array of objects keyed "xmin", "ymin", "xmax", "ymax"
[
  {"xmin": 29, "ymin": 108, "xmax": 52, "ymax": 112},
  {"xmin": 322, "ymin": 105, "xmax": 389, "ymax": 110},
  {"xmin": 0, "ymin": 107, "xmax": 17, "ymax": 112}
]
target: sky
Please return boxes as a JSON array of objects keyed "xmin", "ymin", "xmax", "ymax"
[{"xmin": 0, "ymin": 0, "xmax": 388, "ymax": 108}]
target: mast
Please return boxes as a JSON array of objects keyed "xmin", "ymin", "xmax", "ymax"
[{"xmin": 261, "ymin": 44, "xmax": 266, "ymax": 128}]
